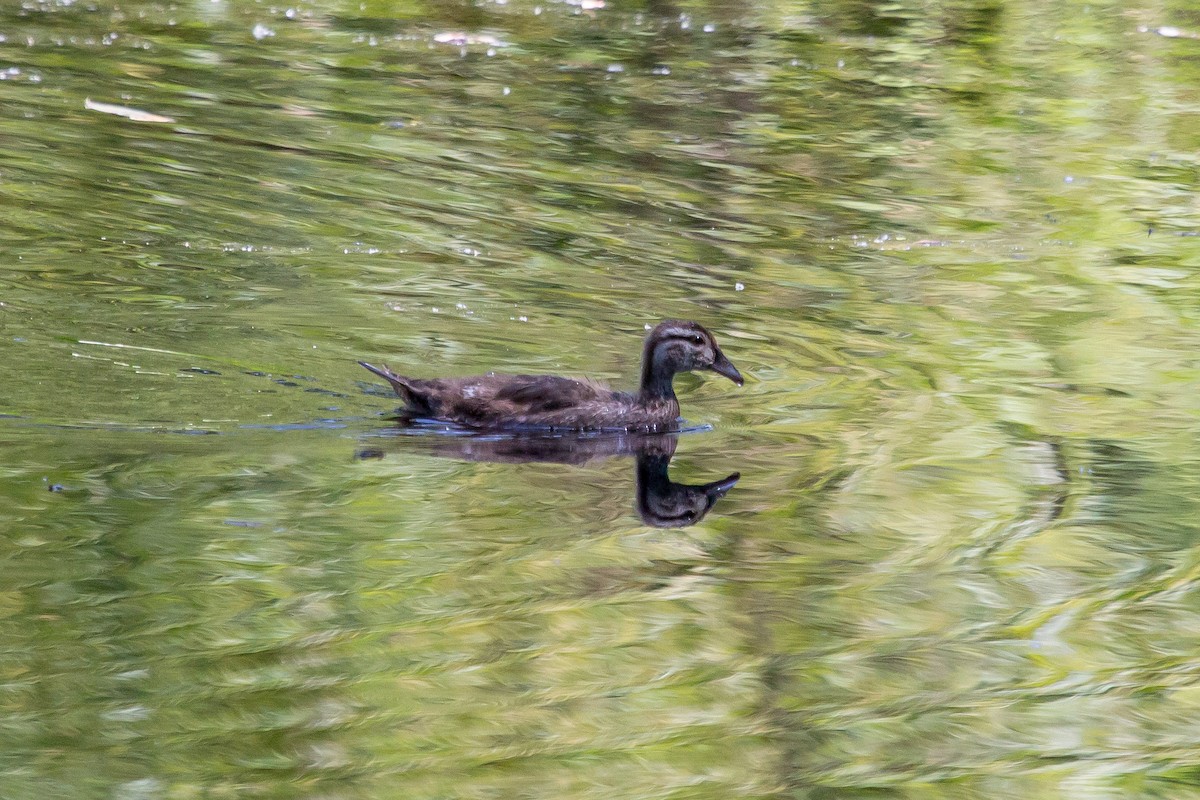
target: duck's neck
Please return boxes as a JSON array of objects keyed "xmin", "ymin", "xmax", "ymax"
[{"xmin": 638, "ymin": 340, "xmax": 678, "ymax": 404}]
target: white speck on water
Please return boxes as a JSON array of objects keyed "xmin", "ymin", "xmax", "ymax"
[
  {"xmin": 502, "ymin": 86, "xmax": 511, "ymax": 95},
  {"xmin": 455, "ymin": 302, "xmax": 467, "ymax": 310},
  {"xmin": 518, "ymin": 315, "xmax": 528, "ymax": 322},
  {"xmin": 651, "ymin": 66, "xmax": 670, "ymax": 75},
  {"xmin": 703, "ymin": 23, "xmax": 715, "ymax": 33},
  {"xmin": 1064, "ymin": 175, "xmax": 1074, "ymax": 183},
  {"xmin": 116, "ymin": 778, "xmax": 161, "ymax": 799},
  {"xmin": 285, "ymin": 7, "xmax": 296, "ymax": 18},
  {"xmin": 645, "ymin": 323, "xmax": 652, "ymax": 330},
  {"xmin": 837, "ymin": 59, "xmax": 845, "ymax": 68},
  {"xmin": 1158, "ymin": 26, "xmax": 1182, "ymax": 37},
  {"xmin": 735, "ymin": 282, "xmax": 745, "ymax": 291},
  {"xmin": 252, "ymin": 23, "xmax": 274, "ymax": 40},
  {"xmin": 606, "ymin": 64, "xmax": 624, "ymax": 73}
]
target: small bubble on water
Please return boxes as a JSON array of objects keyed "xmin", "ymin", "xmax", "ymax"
[
  {"xmin": 502, "ymin": 86, "xmax": 511, "ymax": 95},
  {"xmin": 735, "ymin": 282, "xmax": 745, "ymax": 291},
  {"xmin": 252, "ymin": 23, "xmax": 275, "ymax": 40},
  {"xmin": 703, "ymin": 23, "xmax": 715, "ymax": 32}
]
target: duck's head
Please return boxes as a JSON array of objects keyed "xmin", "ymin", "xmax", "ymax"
[{"xmin": 643, "ymin": 320, "xmax": 744, "ymax": 387}]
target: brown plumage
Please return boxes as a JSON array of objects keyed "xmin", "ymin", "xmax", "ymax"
[{"xmin": 359, "ymin": 320, "xmax": 744, "ymax": 431}]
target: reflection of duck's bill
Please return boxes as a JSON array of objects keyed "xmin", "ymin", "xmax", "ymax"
[{"xmin": 704, "ymin": 472, "xmax": 740, "ymax": 499}]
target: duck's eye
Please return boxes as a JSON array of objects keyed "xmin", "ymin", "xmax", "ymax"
[{"xmin": 689, "ymin": 334, "xmax": 705, "ymax": 346}]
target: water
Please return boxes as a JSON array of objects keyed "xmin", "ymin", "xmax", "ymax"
[{"xmin": 3, "ymin": 1, "xmax": 1200, "ymax": 797}]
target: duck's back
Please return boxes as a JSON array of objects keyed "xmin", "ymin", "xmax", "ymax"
[{"xmin": 407, "ymin": 373, "xmax": 678, "ymax": 430}]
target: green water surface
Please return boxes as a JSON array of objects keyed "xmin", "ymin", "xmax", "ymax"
[{"xmin": 3, "ymin": 1, "xmax": 1200, "ymax": 798}]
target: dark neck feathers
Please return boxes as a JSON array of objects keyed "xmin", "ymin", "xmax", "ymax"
[{"xmin": 639, "ymin": 337, "xmax": 679, "ymax": 402}]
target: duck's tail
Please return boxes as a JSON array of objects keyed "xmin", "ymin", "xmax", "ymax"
[{"xmin": 358, "ymin": 361, "xmax": 430, "ymax": 415}]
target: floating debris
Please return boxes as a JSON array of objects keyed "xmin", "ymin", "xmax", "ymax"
[
  {"xmin": 432, "ymin": 32, "xmax": 503, "ymax": 47},
  {"xmin": 84, "ymin": 97, "xmax": 175, "ymax": 123}
]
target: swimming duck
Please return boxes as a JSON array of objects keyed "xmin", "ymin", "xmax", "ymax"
[{"xmin": 359, "ymin": 319, "xmax": 743, "ymax": 430}]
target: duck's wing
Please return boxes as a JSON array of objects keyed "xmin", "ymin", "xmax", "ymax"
[{"xmin": 490, "ymin": 375, "xmax": 613, "ymax": 414}]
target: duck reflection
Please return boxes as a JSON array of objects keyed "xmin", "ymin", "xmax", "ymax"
[
  {"xmin": 634, "ymin": 447, "xmax": 740, "ymax": 528},
  {"xmin": 356, "ymin": 427, "xmax": 739, "ymax": 528}
]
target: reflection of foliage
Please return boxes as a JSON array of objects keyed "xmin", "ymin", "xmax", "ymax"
[{"xmin": 1, "ymin": 0, "xmax": 1200, "ymax": 798}]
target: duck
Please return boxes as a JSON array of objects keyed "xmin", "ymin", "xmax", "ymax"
[{"xmin": 358, "ymin": 319, "xmax": 743, "ymax": 431}]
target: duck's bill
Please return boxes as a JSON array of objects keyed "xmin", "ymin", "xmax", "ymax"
[
  {"xmin": 711, "ymin": 353, "xmax": 744, "ymax": 386},
  {"xmin": 703, "ymin": 472, "xmax": 741, "ymax": 500}
]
